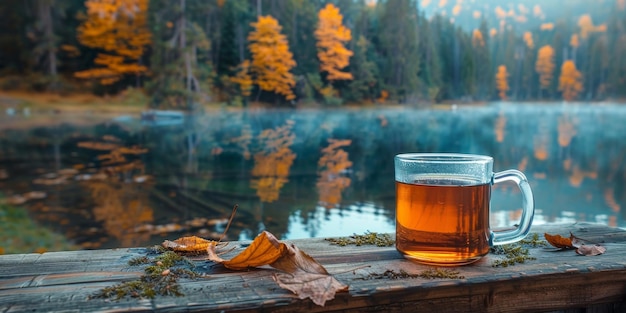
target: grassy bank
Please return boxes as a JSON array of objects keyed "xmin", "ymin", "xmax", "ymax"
[{"xmin": 0, "ymin": 200, "xmax": 77, "ymax": 254}]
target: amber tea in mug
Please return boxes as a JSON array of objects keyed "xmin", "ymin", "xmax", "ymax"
[{"xmin": 394, "ymin": 153, "xmax": 534, "ymax": 265}]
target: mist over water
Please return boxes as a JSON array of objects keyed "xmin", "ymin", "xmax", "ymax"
[{"xmin": 1, "ymin": 102, "xmax": 625, "ymax": 250}]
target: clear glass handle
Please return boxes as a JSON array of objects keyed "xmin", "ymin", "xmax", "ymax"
[{"xmin": 490, "ymin": 169, "xmax": 535, "ymax": 246}]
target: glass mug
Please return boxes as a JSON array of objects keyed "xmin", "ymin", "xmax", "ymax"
[{"xmin": 394, "ymin": 153, "xmax": 534, "ymax": 265}]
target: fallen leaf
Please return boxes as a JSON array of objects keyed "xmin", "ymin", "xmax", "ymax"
[
  {"xmin": 207, "ymin": 231, "xmax": 285, "ymax": 270},
  {"xmin": 544, "ymin": 232, "xmax": 576, "ymax": 249},
  {"xmin": 162, "ymin": 236, "xmax": 215, "ymax": 253},
  {"xmin": 207, "ymin": 231, "xmax": 348, "ymax": 306},
  {"xmin": 575, "ymin": 245, "xmax": 607, "ymax": 256}
]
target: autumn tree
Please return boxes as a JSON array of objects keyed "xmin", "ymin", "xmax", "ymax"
[
  {"xmin": 559, "ymin": 60, "xmax": 583, "ymax": 101},
  {"xmin": 228, "ymin": 60, "xmax": 253, "ymax": 105},
  {"xmin": 495, "ymin": 65, "xmax": 509, "ymax": 100},
  {"xmin": 248, "ymin": 15, "xmax": 297, "ymax": 101},
  {"xmin": 75, "ymin": 0, "xmax": 151, "ymax": 85},
  {"xmin": 535, "ymin": 45, "xmax": 555, "ymax": 98},
  {"xmin": 315, "ymin": 3, "xmax": 353, "ymax": 82}
]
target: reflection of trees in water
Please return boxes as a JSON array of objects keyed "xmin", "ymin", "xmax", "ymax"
[
  {"xmin": 316, "ymin": 139, "xmax": 352, "ymax": 208},
  {"xmin": 87, "ymin": 181, "xmax": 153, "ymax": 247},
  {"xmin": 77, "ymin": 137, "xmax": 153, "ymax": 247},
  {"xmin": 250, "ymin": 120, "xmax": 296, "ymax": 203}
]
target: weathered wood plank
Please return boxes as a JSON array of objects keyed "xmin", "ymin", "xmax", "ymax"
[{"xmin": 1, "ymin": 222, "xmax": 625, "ymax": 313}]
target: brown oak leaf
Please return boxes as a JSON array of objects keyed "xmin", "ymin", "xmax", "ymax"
[
  {"xmin": 207, "ymin": 231, "xmax": 348, "ymax": 306},
  {"xmin": 544, "ymin": 232, "xmax": 576, "ymax": 249}
]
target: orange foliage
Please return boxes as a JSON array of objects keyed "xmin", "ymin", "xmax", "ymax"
[
  {"xmin": 540, "ymin": 23, "xmax": 554, "ymax": 31},
  {"xmin": 578, "ymin": 14, "xmax": 607, "ymax": 39},
  {"xmin": 569, "ymin": 166, "xmax": 597, "ymax": 187},
  {"xmin": 536, "ymin": 45, "xmax": 555, "ymax": 91},
  {"xmin": 315, "ymin": 4, "xmax": 353, "ymax": 81},
  {"xmin": 570, "ymin": 34, "xmax": 580, "ymax": 48},
  {"xmin": 473, "ymin": 11, "xmax": 481, "ymax": 19},
  {"xmin": 494, "ymin": 6, "xmax": 507, "ymax": 19},
  {"xmin": 248, "ymin": 16, "xmax": 297, "ymax": 100},
  {"xmin": 316, "ymin": 139, "xmax": 353, "ymax": 208},
  {"xmin": 250, "ymin": 121, "xmax": 296, "ymax": 203},
  {"xmin": 75, "ymin": 0, "xmax": 151, "ymax": 85},
  {"xmin": 472, "ymin": 30, "xmax": 485, "ymax": 47},
  {"xmin": 438, "ymin": 0, "xmax": 447, "ymax": 8},
  {"xmin": 230, "ymin": 60, "xmax": 253, "ymax": 97},
  {"xmin": 558, "ymin": 60, "xmax": 583, "ymax": 101},
  {"xmin": 495, "ymin": 65, "xmax": 509, "ymax": 100},
  {"xmin": 523, "ymin": 32, "xmax": 534, "ymax": 49},
  {"xmin": 490, "ymin": 28, "xmax": 497, "ymax": 37},
  {"xmin": 88, "ymin": 182, "xmax": 153, "ymax": 247},
  {"xmin": 604, "ymin": 188, "xmax": 621, "ymax": 213},
  {"xmin": 452, "ymin": 4, "xmax": 461, "ymax": 16},
  {"xmin": 377, "ymin": 90, "xmax": 389, "ymax": 103}
]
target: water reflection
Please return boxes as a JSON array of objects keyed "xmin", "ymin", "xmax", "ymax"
[{"xmin": 1, "ymin": 103, "xmax": 626, "ymax": 252}]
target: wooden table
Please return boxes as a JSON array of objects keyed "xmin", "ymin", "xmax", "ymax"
[{"xmin": 1, "ymin": 222, "xmax": 626, "ymax": 313}]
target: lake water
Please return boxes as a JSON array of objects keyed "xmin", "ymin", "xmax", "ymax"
[{"xmin": 1, "ymin": 102, "xmax": 625, "ymax": 250}]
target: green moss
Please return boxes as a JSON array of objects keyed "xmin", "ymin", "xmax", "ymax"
[
  {"xmin": 359, "ymin": 268, "xmax": 464, "ymax": 280},
  {"xmin": 325, "ymin": 231, "xmax": 395, "ymax": 247},
  {"xmin": 92, "ymin": 251, "xmax": 199, "ymax": 300},
  {"xmin": 128, "ymin": 256, "xmax": 149, "ymax": 266},
  {"xmin": 490, "ymin": 233, "xmax": 544, "ymax": 267}
]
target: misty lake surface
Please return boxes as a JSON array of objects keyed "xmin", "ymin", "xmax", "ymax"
[{"xmin": 1, "ymin": 102, "xmax": 625, "ymax": 250}]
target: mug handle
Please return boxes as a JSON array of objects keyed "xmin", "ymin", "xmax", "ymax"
[{"xmin": 489, "ymin": 169, "xmax": 535, "ymax": 246}]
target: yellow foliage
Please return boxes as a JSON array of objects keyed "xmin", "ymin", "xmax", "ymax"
[
  {"xmin": 230, "ymin": 60, "xmax": 253, "ymax": 97},
  {"xmin": 523, "ymin": 32, "xmax": 534, "ymax": 49},
  {"xmin": 473, "ymin": 11, "xmax": 481, "ymax": 19},
  {"xmin": 570, "ymin": 34, "xmax": 580, "ymax": 48},
  {"xmin": 472, "ymin": 30, "xmax": 485, "ymax": 47},
  {"xmin": 316, "ymin": 139, "xmax": 352, "ymax": 208},
  {"xmin": 535, "ymin": 45, "xmax": 555, "ymax": 90},
  {"xmin": 558, "ymin": 60, "xmax": 583, "ymax": 101},
  {"xmin": 452, "ymin": 4, "xmax": 461, "ymax": 16},
  {"xmin": 494, "ymin": 6, "xmax": 507, "ymax": 19},
  {"xmin": 540, "ymin": 23, "xmax": 554, "ymax": 31},
  {"xmin": 578, "ymin": 14, "xmax": 606, "ymax": 39},
  {"xmin": 248, "ymin": 16, "xmax": 297, "ymax": 100},
  {"xmin": 438, "ymin": 0, "xmax": 447, "ymax": 8},
  {"xmin": 490, "ymin": 28, "xmax": 497, "ymax": 37},
  {"xmin": 495, "ymin": 65, "xmax": 509, "ymax": 100},
  {"xmin": 75, "ymin": 0, "xmax": 151, "ymax": 85},
  {"xmin": 315, "ymin": 4, "xmax": 353, "ymax": 81}
]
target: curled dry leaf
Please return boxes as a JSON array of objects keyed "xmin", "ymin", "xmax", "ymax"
[
  {"xmin": 544, "ymin": 232, "xmax": 576, "ymax": 249},
  {"xmin": 162, "ymin": 236, "xmax": 215, "ymax": 253},
  {"xmin": 207, "ymin": 231, "xmax": 285, "ymax": 270},
  {"xmin": 207, "ymin": 231, "xmax": 348, "ymax": 307},
  {"xmin": 575, "ymin": 245, "xmax": 606, "ymax": 256}
]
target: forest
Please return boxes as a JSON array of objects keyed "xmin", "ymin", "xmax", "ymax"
[{"xmin": 1, "ymin": 0, "xmax": 625, "ymax": 109}]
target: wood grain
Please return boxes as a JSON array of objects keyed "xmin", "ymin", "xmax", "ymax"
[{"xmin": 1, "ymin": 222, "xmax": 625, "ymax": 313}]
